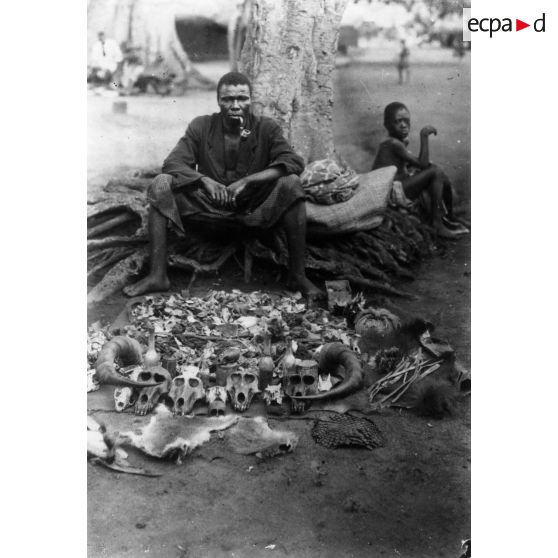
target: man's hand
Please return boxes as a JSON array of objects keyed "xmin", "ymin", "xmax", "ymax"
[
  {"xmin": 420, "ymin": 125, "xmax": 437, "ymax": 137},
  {"xmin": 201, "ymin": 177, "xmax": 230, "ymax": 208},
  {"xmin": 227, "ymin": 178, "xmax": 250, "ymax": 208}
]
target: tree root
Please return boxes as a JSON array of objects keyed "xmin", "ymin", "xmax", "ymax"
[
  {"xmin": 86, "ymin": 186, "xmax": 443, "ymax": 303},
  {"xmin": 87, "ymin": 249, "xmax": 148, "ymax": 305}
]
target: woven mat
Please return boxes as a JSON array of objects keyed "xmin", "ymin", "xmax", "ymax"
[{"xmin": 311, "ymin": 414, "xmax": 386, "ymax": 450}]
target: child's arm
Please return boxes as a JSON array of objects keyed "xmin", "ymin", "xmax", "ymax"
[
  {"xmin": 418, "ymin": 125, "xmax": 437, "ymax": 167},
  {"xmin": 387, "ymin": 138, "xmax": 429, "ymax": 170}
]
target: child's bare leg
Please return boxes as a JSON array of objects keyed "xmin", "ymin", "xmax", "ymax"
[
  {"xmin": 401, "ymin": 169, "xmax": 465, "ymax": 239},
  {"xmin": 442, "ymin": 181, "xmax": 454, "ymax": 218}
]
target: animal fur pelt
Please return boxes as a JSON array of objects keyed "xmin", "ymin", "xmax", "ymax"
[
  {"xmin": 87, "ymin": 415, "xmax": 160, "ymax": 477},
  {"xmin": 121, "ymin": 404, "xmax": 238, "ymax": 463},
  {"xmin": 227, "ymin": 417, "xmax": 298, "ymax": 457}
]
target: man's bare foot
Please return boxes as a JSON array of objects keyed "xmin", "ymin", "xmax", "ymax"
[
  {"xmin": 434, "ymin": 224, "xmax": 468, "ymax": 240},
  {"xmin": 123, "ymin": 274, "xmax": 171, "ymax": 297},
  {"xmin": 286, "ymin": 275, "xmax": 324, "ymax": 299}
]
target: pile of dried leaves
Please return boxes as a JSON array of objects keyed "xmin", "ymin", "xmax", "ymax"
[{"xmin": 87, "ymin": 290, "xmax": 361, "ymax": 389}]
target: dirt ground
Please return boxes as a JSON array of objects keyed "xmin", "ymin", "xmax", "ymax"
[{"xmin": 88, "ymin": 55, "xmax": 470, "ymax": 558}]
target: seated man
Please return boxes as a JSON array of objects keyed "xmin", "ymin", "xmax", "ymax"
[{"xmin": 124, "ymin": 72, "xmax": 321, "ymax": 298}]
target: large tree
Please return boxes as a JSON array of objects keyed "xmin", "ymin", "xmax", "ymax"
[{"xmin": 238, "ymin": 0, "xmax": 350, "ymax": 164}]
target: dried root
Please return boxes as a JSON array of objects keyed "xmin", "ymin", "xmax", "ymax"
[{"xmin": 87, "ymin": 183, "xmax": 443, "ymax": 303}]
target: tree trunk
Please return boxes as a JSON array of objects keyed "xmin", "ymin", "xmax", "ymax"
[{"xmin": 239, "ymin": 0, "xmax": 349, "ymax": 164}]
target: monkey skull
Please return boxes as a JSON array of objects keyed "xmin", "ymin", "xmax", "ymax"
[
  {"xmin": 134, "ymin": 366, "xmax": 171, "ymax": 416},
  {"xmin": 283, "ymin": 359, "xmax": 319, "ymax": 414},
  {"xmin": 225, "ymin": 367, "xmax": 260, "ymax": 412},
  {"xmin": 167, "ymin": 370, "xmax": 205, "ymax": 416}
]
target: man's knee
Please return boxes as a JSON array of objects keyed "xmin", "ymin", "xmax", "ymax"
[
  {"xmin": 276, "ymin": 174, "xmax": 304, "ymax": 196},
  {"xmin": 147, "ymin": 173, "xmax": 174, "ymax": 204}
]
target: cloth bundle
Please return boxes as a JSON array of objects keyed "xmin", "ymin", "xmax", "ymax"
[{"xmin": 301, "ymin": 159, "xmax": 360, "ymax": 205}]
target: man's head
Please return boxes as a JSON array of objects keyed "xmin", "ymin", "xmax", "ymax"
[
  {"xmin": 384, "ymin": 101, "xmax": 410, "ymax": 141},
  {"xmin": 217, "ymin": 72, "xmax": 252, "ymax": 128}
]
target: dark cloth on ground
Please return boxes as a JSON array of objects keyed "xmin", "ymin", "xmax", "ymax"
[{"xmin": 148, "ymin": 173, "xmax": 305, "ymax": 234}]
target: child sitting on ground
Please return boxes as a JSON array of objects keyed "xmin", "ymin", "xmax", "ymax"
[{"xmin": 372, "ymin": 101, "xmax": 468, "ymax": 239}]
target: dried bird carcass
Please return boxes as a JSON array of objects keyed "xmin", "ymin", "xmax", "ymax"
[
  {"xmin": 121, "ymin": 404, "xmax": 238, "ymax": 464},
  {"xmin": 95, "ymin": 336, "xmax": 164, "ymax": 388},
  {"xmin": 227, "ymin": 417, "xmax": 298, "ymax": 457}
]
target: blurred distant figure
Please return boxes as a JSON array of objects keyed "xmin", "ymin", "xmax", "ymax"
[
  {"xmin": 453, "ymin": 40, "xmax": 466, "ymax": 60},
  {"xmin": 89, "ymin": 31, "xmax": 123, "ymax": 86},
  {"xmin": 397, "ymin": 40, "xmax": 410, "ymax": 85},
  {"xmin": 120, "ymin": 44, "xmax": 145, "ymax": 95}
]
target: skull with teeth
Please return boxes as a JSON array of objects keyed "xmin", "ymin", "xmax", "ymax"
[
  {"xmin": 167, "ymin": 370, "xmax": 205, "ymax": 416},
  {"xmin": 205, "ymin": 386, "xmax": 228, "ymax": 416},
  {"xmin": 134, "ymin": 366, "xmax": 171, "ymax": 416},
  {"xmin": 225, "ymin": 367, "xmax": 260, "ymax": 412},
  {"xmin": 113, "ymin": 365, "xmax": 143, "ymax": 412},
  {"xmin": 283, "ymin": 359, "xmax": 319, "ymax": 414},
  {"xmin": 263, "ymin": 384, "xmax": 284, "ymax": 407}
]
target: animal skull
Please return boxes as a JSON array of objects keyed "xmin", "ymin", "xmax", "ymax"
[
  {"xmin": 283, "ymin": 359, "xmax": 319, "ymax": 414},
  {"xmin": 226, "ymin": 367, "xmax": 260, "ymax": 412},
  {"xmin": 134, "ymin": 366, "xmax": 171, "ymax": 416},
  {"xmin": 263, "ymin": 384, "xmax": 284, "ymax": 407},
  {"xmin": 167, "ymin": 370, "xmax": 205, "ymax": 416},
  {"xmin": 113, "ymin": 366, "xmax": 143, "ymax": 412},
  {"xmin": 205, "ymin": 386, "xmax": 228, "ymax": 416},
  {"xmin": 114, "ymin": 387, "xmax": 134, "ymax": 412}
]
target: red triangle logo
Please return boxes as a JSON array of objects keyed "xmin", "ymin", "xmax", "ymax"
[{"xmin": 516, "ymin": 19, "xmax": 530, "ymax": 31}]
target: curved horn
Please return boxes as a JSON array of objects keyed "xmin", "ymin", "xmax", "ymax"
[
  {"xmin": 95, "ymin": 336, "xmax": 162, "ymax": 388},
  {"xmin": 290, "ymin": 343, "xmax": 363, "ymax": 401}
]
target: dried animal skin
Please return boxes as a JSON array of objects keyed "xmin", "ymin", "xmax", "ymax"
[
  {"xmin": 227, "ymin": 417, "xmax": 298, "ymax": 457},
  {"xmin": 87, "ymin": 416, "xmax": 159, "ymax": 476},
  {"xmin": 121, "ymin": 404, "xmax": 238, "ymax": 463}
]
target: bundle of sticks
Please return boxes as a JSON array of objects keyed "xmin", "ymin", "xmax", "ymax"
[
  {"xmin": 367, "ymin": 349, "xmax": 443, "ymax": 410},
  {"xmin": 87, "ymin": 171, "xmax": 442, "ymax": 304}
]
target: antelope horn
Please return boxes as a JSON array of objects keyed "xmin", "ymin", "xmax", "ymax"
[
  {"xmin": 290, "ymin": 342, "xmax": 363, "ymax": 401},
  {"xmin": 94, "ymin": 336, "xmax": 162, "ymax": 388}
]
